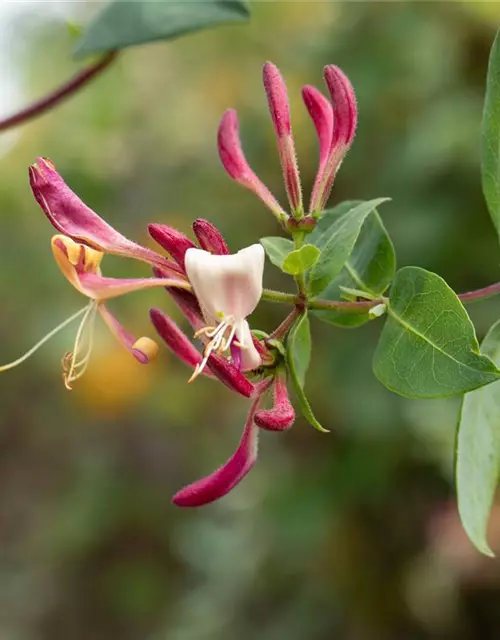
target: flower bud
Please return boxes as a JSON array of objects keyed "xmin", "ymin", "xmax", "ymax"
[
  {"xmin": 218, "ymin": 109, "xmax": 287, "ymax": 222},
  {"xmin": 148, "ymin": 224, "xmax": 196, "ymax": 270},
  {"xmin": 254, "ymin": 372, "xmax": 295, "ymax": 431},
  {"xmin": 263, "ymin": 62, "xmax": 303, "ymax": 216},
  {"xmin": 192, "ymin": 219, "xmax": 229, "ymax": 255}
]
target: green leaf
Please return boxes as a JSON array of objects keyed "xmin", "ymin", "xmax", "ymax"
[
  {"xmin": 308, "ymin": 198, "xmax": 390, "ymax": 298},
  {"xmin": 75, "ymin": 0, "xmax": 250, "ymax": 57},
  {"xmin": 373, "ymin": 267, "xmax": 500, "ymax": 398},
  {"xmin": 482, "ymin": 30, "xmax": 500, "ymax": 238},
  {"xmin": 310, "ymin": 200, "xmax": 396, "ymax": 327},
  {"xmin": 260, "ymin": 237, "xmax": 294, "ymax": 270},
  {"xmin": 456, "ymin": 320, "xmax": 500, "ymax": 557},
  {"xmin": 282, "ymin": 244, "xmax": 320, "ymax": 276},
  {"xmin": 285, "ymin": 313, "xmax": 328, "ymax": 433}
]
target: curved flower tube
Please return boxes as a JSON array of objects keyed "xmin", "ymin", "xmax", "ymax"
[{"xmin": 173, "ymin": 379, "xmax": 272, "ymax": 507}]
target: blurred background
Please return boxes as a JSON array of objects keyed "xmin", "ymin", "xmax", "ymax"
[{"xmin": 2, "ymin": 1, "xmax": 500, "ymax": 638}]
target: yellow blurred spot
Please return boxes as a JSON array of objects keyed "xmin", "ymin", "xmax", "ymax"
[{"xmin": 76, "ymin": 342, "xmax": 161, "ymax": 417}]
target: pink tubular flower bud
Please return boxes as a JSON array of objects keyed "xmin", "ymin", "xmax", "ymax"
[
  {"xmin": 302, "ymin": 85, "xmax": 334, "ymax": 212},
  {"xmin": 192, "ymin": 219, "xmax": 229, "ymax": 255},
  {"xmin": 206, "ymin": 353, "xmax": 255, "ymax": 398},
  {"xmin": 218, "ymin": 109, "xmax": 288, "ymax": 223},
  {"xmin": 310, "ymin": 65, "xmax": 358, "ymax": 214},
  {"xmin": 324, "ymin": 65, "xmax": 357, "ymax": 151},
  {"xmin": 172, "ymin": 393, "xmax": 262, "ymax": 507},
  {"xmin": 254, "ymin": 372, "xmax": 295, "ymax": 431},
  {"xmin": 263, "ymin": 62, "xmax": 303, "ymax": 216},
  {"xmin": 150, "ymin": 307, "xmax": 211, "ymax": 374},
  {"xmin": 148, "ymin": 224, "xmax": 196, "ymax": 271}
]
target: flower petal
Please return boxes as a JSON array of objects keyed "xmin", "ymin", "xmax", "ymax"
[
  {"xmin": 30, "ymin": 157, "xmax": 171, "ymax": 270},
  {"xmin": 79, "ymin": 273, "xmax": 190, "ymax": 301},
  {"xmin": 254, "ymin": 372, "xmax": 295, "ymax": 431},
  {"xmin": 150, "ymin": 307, "xmax": 213, "ymax": 375},
  {"xmin": 98, "ymin": 303, "xmax": 158, "ymax": 364},
  {"xmin": 235, "ymin": 320, "xmax": 262, "ymax": 372},
  {"xmin": 217, "ymin": 110, "xmax": 287, "ymax": 222},
  {"xmin": 153, "ymin": 266, "xmax": 205, "ymax": 330},
  {"xmin": 148, "ymin": 224, "xmax": 196, "ymax": 270},
  {"xmin": 184, "ymin": 244, "xmax": 265, "ymax": 323},
  {"xmin": 173, "ymin": 394, "xmax": 262, "ymax": 507},
  {"xmin": 192, "ymin": 219, "xmax": 229, "ymax": 255}
]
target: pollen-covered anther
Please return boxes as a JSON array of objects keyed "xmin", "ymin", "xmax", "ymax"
[{"xmin": 131, "ymin": 337, "xmax": 159, "ymax": 362}]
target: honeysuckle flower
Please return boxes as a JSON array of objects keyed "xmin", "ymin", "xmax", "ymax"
[
  {"xmin": 218, "ymin": 61, "xmax": 357, "ymax": 223},
  {"xmin": 185, "ymin": 243, "xmax": 265, "ymax": 379},
  {"xmin": 0, "ymin": 159, "xmax": 189, "ymax": 388},
  {"xmin": 149, "ymin": 219, "xmax": 270, "ymax": 394}
]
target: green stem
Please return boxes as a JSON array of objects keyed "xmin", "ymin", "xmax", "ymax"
[{"xmin": 262, "ymin": 279, "xmax": 500, "ymax": 313}]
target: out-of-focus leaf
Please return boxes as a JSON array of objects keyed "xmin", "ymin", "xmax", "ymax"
[
  {"xmin": 373, "ymin": 267, "xmax": 500, "ymax": 398},
  {"xmin": 260, "ymin": 236, "xmax": 294, "ymax": 270},
  {"xmin": 482, "ymin": 30, "xmax": 500, "ymax": 238},
  {"xmin": 286, "ymin": 313, "xmax": 328, "ymax": 432},
  {"xmin": 311, "ymin": 201, "xmax": 395, "ymax": 327},
  {"xmin": 456, "ymin": 319, "xmax": 500, "ymax": 557},
  {"xmin": 308, "ymin": 198, "xmax": 390, "ymax": 297},
  {"xmin": 282, "ymin": 245, "xmax": 320, "ymax": 275},
  {"xmin": 75, "ymin": 0, "xmax": 250, "ymax": 57}
]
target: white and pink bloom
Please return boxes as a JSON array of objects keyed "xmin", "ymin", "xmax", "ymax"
[
  {"xmin": 218, "ymin": 61, "xmax": 357, "ymax": 223},
  {"xmin": 149, "ymin": 218, "xmax": 296, "ymax": 507}
]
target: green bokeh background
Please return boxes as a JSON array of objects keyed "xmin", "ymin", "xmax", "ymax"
[{"xmin": 2, "ymin": 2, "xmax": 500, "ymax": 638}]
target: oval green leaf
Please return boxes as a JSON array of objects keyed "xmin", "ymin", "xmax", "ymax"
[
  {"xmin": 373, "ymin": 267, "xmax": 500, "ymax": 398},
  {"xmin": 311, "ymin": 201, "xmax": 396, "ymax": 327},
  {"xmin": 308, "ymin": 198, "xmax": 390, "ymax": 298},
  {"xmin": 282, "ymin": 244, "xmax": 320, "ymax": 276},
  {"xmin": 76, "ymin": 0, "xmax": 250, "ymax": 57},
  {"xmin": 260, "ymin": 237, "xmax": 294, "ymax": 271},
  {"xmin": 482, "ymin": 30, "xmax": 500, "ymax": 238},
  {"xmin": 285, "ymin": 313, "xmax": 328, "ymax": 433},
  {"xmin": 456, "ymin": 319, "xmax": 500, "ymax": 556}
]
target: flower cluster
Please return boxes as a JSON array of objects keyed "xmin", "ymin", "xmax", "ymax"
[
  {"xmin": 218, "ymin": 62, "xmax": 356, "ymax": 225},
  {"xmin": 1, "ymin": 60, "xmax": 357, "ymax": 507}
]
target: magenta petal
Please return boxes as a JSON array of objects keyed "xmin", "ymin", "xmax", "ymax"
[
  {"xmin": 77, "ymin": 272, "xmax": 189, "ymax": 301},
  {"xmin": 150, "ymin": 307, "xmax": 212, "ymax": 375},
  {"xmin": 173, "ymin": 395, "xmax": 261, "ymax": 507},
  {"xmin": 192, "ymin": 219, "xmax": 229, "ymax": 255},
  {"xmin": 206, "ymin": 354, "xmax": 254, "ymax": 398},
  {"xmin": 153, "ymin": 266, "xmax": 204, "ymax": 331},
  {"xmin": 98, "ymin": 303, "xmax": 158, "ymax": 363},
  {"xmin": 217, "ymin": 110, "xmax": 287, "ymax": 221},
  {"xmin": 148, "ymin": 224, "xmax": 196, "ymax": 270},
  {"xmin": 29, "ymin": 158, "xmax": 170, "ymax": 270},
  {"xmin": 254, "ymin": 373, "xmax": 295, "ymax": 431}
]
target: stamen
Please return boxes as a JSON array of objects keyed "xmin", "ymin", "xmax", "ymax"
[
  {"xmin": 63, "ymin": 302, "xmax": 98, "ymax": 389},
  {"xmin": 0, "ymin": 305, "xmax": 89, "ymax": 373}
]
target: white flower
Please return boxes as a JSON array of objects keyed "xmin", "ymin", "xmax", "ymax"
[{"xmin": 185, "ymin": 243, "xmax": 265, "ymax": 380}]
